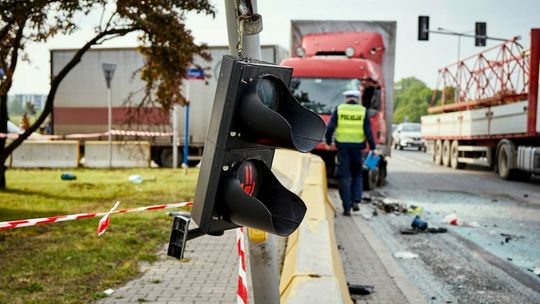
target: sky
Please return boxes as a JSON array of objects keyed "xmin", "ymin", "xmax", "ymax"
[{"xmin": 9, "ymin": 0, "xmax": 540, "ymax": 95}]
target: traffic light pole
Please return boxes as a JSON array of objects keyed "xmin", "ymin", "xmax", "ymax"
[{"xmin": 224, "ymin": 1, "xmax": 281, "ymax": 303}]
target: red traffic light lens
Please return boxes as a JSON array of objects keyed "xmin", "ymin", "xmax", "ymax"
[{"xmin": 237, "ymin": 160, "xmax": 261, "ymax": 197}]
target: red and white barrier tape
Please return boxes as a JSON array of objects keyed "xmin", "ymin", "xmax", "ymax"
[
  {"xmin": 0, "ymin": 201, "xmax": 192, "ymax": 236},
  {"xmin": 0, "ymin": 200, "xmax": 248, "ymax": 300},
  {"xmin": 236, "ymin": 227, "xmax": 248, "ymax": 304},
  {"xmin": 0, "ymin": 129, "xmax": 174, "ymax": 140}
]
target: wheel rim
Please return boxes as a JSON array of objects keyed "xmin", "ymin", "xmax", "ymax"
[
  {"xmin": 451, "ymin": 142, "xmax": 458, "ymax": 168},
  {"xmin": 499, "ymin": 149, "xmax": 508, "ymax": 176}
]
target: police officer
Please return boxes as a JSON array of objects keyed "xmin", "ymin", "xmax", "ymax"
[{"xmin": 325, "ymin": 90, "xmax": 376, "ymax": 216}]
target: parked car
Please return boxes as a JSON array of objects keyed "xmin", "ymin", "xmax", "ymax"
[{"xmin": 392, "ymin": 123, "xmax": 425, "ymax": 151}]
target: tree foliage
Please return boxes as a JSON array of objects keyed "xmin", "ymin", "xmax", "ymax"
[
  {"xmin": 0, "ymin": 0, "xmax": 215, "ymax": 189},
  {"xmin": 393, "ymin": 77, "xmax": 432, "ymax": 123}
]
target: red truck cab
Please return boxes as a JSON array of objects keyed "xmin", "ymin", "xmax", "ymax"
[{"xmin": 281, "ymin": 31, "xmax": 389, "ymax": 188}]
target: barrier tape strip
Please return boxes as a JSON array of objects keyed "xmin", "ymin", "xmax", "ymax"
[
  {"xmin": 0, "ymin": 200, "xmax": 248, "ymax": 300},
  {"xmin": 0, "ymin": 201, "xmax": 192, "ymax": 236},
  {"xmin": 0, "ymin": 129, "xmax": 174, "ymax": 140},
  {"xmin": 236, "ymin": 227, "xmax": 248, "ymax": 304}
]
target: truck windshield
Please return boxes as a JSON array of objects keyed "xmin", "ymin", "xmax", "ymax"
[{"xmin": 289, "ymin": 78, "xmax": 361, "ymax": 114}]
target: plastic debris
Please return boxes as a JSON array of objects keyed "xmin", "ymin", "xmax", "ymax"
[
  {"xmin": 407, "ymin": 206, "xmax": 424, "ymax": 215},
  {"xmin": 61, "ymin": 172, "xmax": 76, "ymax": 180},
  {"xmin": 500, "ymin": 233, "xmax": 524, "ymax": 244},
  {"xmin": 442, "ymin": 214, "xmax": 479, "ymax": 227},
  {"xmin": 128, "ymin": 175, "xmax": 143, "ymax": 184},
  {"xmin": 527, "ymin": 266, "xmax": 540, "ymax": 277},
  {"xmin": 411, "ymin": 215, "xmax": 428, "ymax": 230},
  {"xmin": 394, "ymin": 251, "xmax": 419, "ymax": 259},
  {"xmin": 103, "ymin": 288, "xmax": 114, "ymax": 295},
  {"xmin": 348, "ymin": 283, "xmax": 375, "ymax": 295}
]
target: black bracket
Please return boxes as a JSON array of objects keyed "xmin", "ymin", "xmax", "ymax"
[{"xmin": 167, "ymin": 215, "xmax": 224, "ymax": 260}]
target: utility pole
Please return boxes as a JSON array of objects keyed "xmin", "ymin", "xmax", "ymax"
[
  {"xmin": 102, "ymin": 63, "xmax": 116, "ymax": 169},
  {"xmin": 224, "ymin": 1, "xmax": 280, "ymax": 303}
]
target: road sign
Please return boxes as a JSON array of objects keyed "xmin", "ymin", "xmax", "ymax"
[
  {"xmin": 186, "ymin": 68, "xmax": 205, "ymax": 80},
  {"xmin": 191, "ymin": 55, "xmax": 326, "ymax": 236},
  {"xmin": 101, "ymin": 63, "xmax": 116, "ymax": 89}
]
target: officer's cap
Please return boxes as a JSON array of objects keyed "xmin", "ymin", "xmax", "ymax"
[{"xmin": 342, "ymin": 90, "xmax": 360, "ymax": 98}]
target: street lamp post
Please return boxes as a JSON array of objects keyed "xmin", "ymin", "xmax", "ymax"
[{"xmin": 102, "ymin": 63, "xmax": 116, "ymax": 169}]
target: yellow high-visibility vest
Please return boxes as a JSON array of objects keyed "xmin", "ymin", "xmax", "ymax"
[{"xmin": 335, "ymin": 103, "xmax": 366, "ymax": 143}]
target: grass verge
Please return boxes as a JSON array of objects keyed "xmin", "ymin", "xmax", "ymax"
[{"xmin": 0, "ymin": 168, "xmax": 197, "ymax": 304}]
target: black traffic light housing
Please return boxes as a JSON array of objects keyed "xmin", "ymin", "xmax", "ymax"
[
  {"xmin": 191, "ymin": 55, "xmax": 326, "ymax": 236},
  {"xmin": 418, "ymin": 16, "xmax": 430, "ymax": 41},
  {"xmin": 475, "ymin": 22, "xmax": 487, "ymax": 46}
]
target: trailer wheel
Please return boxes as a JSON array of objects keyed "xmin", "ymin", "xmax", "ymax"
[
  {"xmin": 442, "ymin": 140, "xmax": 451, "ymax": 167},
  {"xmin": 450, "ymin": 140, "xmax": 466, "ymax": 169},
  {"xmin": 160, "ymin": 147, "xmax": 182, "ymax": 168},
  {"xmin": 434, "ymin": 140, "xmax": 443, "ymax": 165}
]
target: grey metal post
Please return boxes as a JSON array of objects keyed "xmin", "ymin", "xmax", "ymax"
[
  {"xmin": 224, "ymin": 1, "xmax": 280, "ymax": 303},
  {"xmin": 102, "ymin": 63, "xmax": 116, "ymax": 169},
  {"xmin": 107, "ymin": 87, "xmax": 112, "ymax": 168}
]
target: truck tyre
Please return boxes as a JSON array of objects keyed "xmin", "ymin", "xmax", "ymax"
[
  {"xmin": 160, "ymin": 147, "xmax": 182, "ymax": 168},
  {"xmin": 442, "ymin": 140, "xmax": 451, "ymax": 167},
  {"xmin": 450, "ymin": 140, "xmax": 465, "ymax": 169},
  {"xmin": 496, "ymin": 140, "xmax": 531, "ymax": 180},
  {"xmin": 363, "ymin": 167, "xmax": 379, "ymax": 191},
  {"xmin": 434, "ymin": 140, "xmax": 443, "ymax": 165}
]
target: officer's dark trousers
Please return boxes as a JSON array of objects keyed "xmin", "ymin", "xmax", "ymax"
[{"xmin": 336, "ymin": 147, "xmax": 363, "ymax": 212}]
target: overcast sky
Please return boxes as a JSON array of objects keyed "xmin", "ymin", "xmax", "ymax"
[{"xmin": 9, "ymin": 0, "xmax": 539, "ymax": 95}]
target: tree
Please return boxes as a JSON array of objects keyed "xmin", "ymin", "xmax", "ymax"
[
  {"xmin": 393, "ymin": 77, "xmax": 432, "ymax": 123},
  {"xmin": 0, "ymin": 0, "xmax": 215, "ymax": 189}
]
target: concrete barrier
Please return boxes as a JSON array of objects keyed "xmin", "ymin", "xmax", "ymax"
[
  {"xmin": 275, "ymin": 151, "xmax": 352, "ymax": 304},
  {"xmin": 10, "ymin": 140, "xmax": 80, "ymax": 168},
  {"xmin": 84, "ymin": 141, "xmax": 150, "ymax": 168}
]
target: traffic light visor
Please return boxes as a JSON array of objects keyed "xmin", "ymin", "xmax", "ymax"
[
  {"xmin": 222, "ymin": 158, "xmax": 306, "ymax": 236},
  {"xmin": 239, "ymin": 75, "xmax": 326, "ymax": 152}
]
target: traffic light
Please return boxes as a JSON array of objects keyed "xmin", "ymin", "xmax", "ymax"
[
  {"xmin": 191, "ymin": 55, "xmax": 326, "ymax": 236},
  {"xmin": 418, "ymin": 16, "xmax": 430, "ymax": 41},
  {"xmin": 475, "ymin": 22, "xmax": 487, "ymax": 46}
]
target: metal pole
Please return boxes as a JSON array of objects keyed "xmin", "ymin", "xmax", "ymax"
[
  {"xmin": 224, "ymin": 1, "xmax": 280, "ymax": 303},
  {"xmin": 107, "ymin": 87, "xmax": 112, "ymax": 168},
  {"xmin": 183, "ymin": 82, "xmax": 190, "ymax": 168},
  {"xmin": 172, "ymin": 104, "xmax": 180, "ymax": 169}
]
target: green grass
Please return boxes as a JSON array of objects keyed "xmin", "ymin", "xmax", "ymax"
[{"xmin": 0, "ymin": 168, "xmax": 198, "ymax": 304}]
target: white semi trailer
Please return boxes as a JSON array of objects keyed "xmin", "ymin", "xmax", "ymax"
[
  {"xmin": 421, "ymin": 29, "xmax": 540, "ymax": 180},
  {"xmin": 51, "ymin": 45, "xmax": 287, "ymax": 167}
]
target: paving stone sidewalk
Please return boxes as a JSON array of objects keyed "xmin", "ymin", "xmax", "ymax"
[
  {"xmin": 97, "ymin": 229, "xmax": 253, "ymax": 304},
  {"xmin": 331, "ymin": 190, "xmax": 427, "ymax": 304}
]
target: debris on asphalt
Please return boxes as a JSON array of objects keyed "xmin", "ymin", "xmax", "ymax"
[
  {"xmin": 527, "ymin": 267, "xmax": 540, "ymax": 277},
  {"xmin": 103, "ymin": 288, "xmax": 114, "ymax": 295},
  {"xmin": 407, "ymin": 206, "xmax": 424, "ymax": 215},
  {"xmin": 393, "ymin": 251, "xmax": 419, "ymax": 259},
  {"xmin": 347, "ymin": 283, "xmax": 375, "ymax": 295},
  {"xmin": 500, "ymin": 233, "xmax": 524, "ymax": 244},
  {"xmin": 128, "ymin": 174, "xmax": 143, "ymax": 184},
  {"xmin": 61, "ymin": 172, "xmax": 76, "ymax": 180},
  {"xmin": 401, "ymin": 227, "xmax": 448, "ymax": 234},
  {"xmin": 441, "ymin": 214, "xmax": 479, "ymax": 227},
  {"xmin": 374, "ymin": 198, "xmax": 409, "ymax": 214},
  {"xmin": 411, "ymin": 215, "xmax": 428, "ymax": 230}
]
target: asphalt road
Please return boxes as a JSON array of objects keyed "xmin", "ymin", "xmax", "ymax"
[{"xmin": 354, "ymin": 148, "xmax": 540, "ymax": 304}]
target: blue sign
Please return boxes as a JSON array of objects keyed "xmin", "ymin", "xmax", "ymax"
[{"xmin": 186, "ymin": 68, "xmax": 205, "ymax": 80}]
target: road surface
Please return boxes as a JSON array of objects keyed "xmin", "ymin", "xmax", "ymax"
[{"xmin": 339, "ymin": 149, "xmax": 540, "ymax": 304}]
